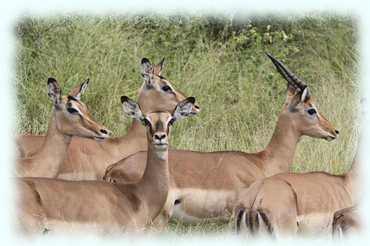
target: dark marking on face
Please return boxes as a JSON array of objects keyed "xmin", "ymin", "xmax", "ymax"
[
  {"xmin": 67, "ymin": 95, "xmax": 78, "ymax": 102},
  {"xmin": 155, "ymin": 115, "xmax": 165, "ymax": 132}
]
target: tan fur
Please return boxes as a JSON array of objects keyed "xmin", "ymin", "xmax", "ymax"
[
  {"xmin": 104, "ymin": 80, "xmax": 338, "ymax": 223},
  {"xmin": 17, "ymin": 98, "xmax": 197, "ymax": 234},
  {"xmin": 235, "ymin": 142, "xmax": 358, "ymax": 237},
  {"xmin": 18, "ymin": 113, "xmax": 169, "ymax": 233},
  {"xmin": 17, "ymin": 59, "xmax": 199, "ymax": 180},
  {"xmin": 16, "ymin": 79, "xmax": 109, "ymax": 178}
]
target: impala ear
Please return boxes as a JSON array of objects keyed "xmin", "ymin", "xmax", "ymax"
[
  {"xmin": 47, "ymin": 77, "xmax": 62, "ymax": 107},
  {"xmin": 121, "ymin": 96, "xmax": 144, "ymax": 121},
  {"xmin": 300, "ymin": 87, "xmax": 310, "ymax": 102},
  {"xmin": 287, "ymin": 87, "xmax": 310, "ymax": 111},
  {"xmin": 141, "ymin": 58, "xmax": 154, "ymax": 88},
  {"xmin": 69, "ymin": 78, "xmax": 89, "ymax": 100},
  {"xmin": 153, "ymin": 57, "xmax": 165, "ymax": 76},
  {"xmin": 172, "ymin": 97, "xmax": 196, "ymax": 122}
]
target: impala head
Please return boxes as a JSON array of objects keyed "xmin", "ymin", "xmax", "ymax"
[
  {"xmin": 267, "ymin": 54, "xmax": 339, "ymax": 141},
  {"xmin": 121, "ymin": 95, "xmax": 196, "ymax": 154},
  {"xmin": 138, "ymin": 57, "xmax": 200, "ymax": 115},
  {"xmin": 47, "ymin": 77, "xmax": 111, "ymax": 140}
]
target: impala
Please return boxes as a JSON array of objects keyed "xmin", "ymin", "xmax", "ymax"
[
  {"xmin": 234, "ymin": 136, "xmax": 359, "ymax": 237},
  {"xmin": 17, "ymin": 58, "xmax": 200, "ymax": 179},
  {"xmin": 103, "ymin": 54, "xmax": 339, "ymax": 223},
  {"xmin": 16, "ymin": 78, "xmax": 110, "ymax": 177},
  {"xmin": 18, "ymin": 96, "xmax": 197, "ymax": 233}
]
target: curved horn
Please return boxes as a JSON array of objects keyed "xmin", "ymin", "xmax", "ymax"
[{"xmin": 266, "ymin": 53, "xmax": 307, "ymax": 91}]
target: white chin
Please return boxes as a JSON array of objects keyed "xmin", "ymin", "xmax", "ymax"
[
  {"xmin": 155, "ymin": 150, "xmax": 168, "ymax": 160},
  {"xmin": 155, "ymin": 144, "xmax": 168, "ymax": 150},
  {"xmin": 326, "ymin": 136, "xmax": 335, "ymax": 141}
]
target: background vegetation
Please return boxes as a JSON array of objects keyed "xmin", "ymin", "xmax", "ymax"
[{"xmin": 15, "ymin": 14, "xmax": 358, "ymax": 233}]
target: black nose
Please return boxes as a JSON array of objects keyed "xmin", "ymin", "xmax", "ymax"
[
  {"xmin": 100, "ymin": 129, "xmax": 109, "ymax": 135},
  {"xmin": 154, "ymin": 133, "xmax": 166, "ymax": 140},
  {"xmin": 194, "ymin": 105, "xmax": 200, "ymax": 109},
  {"xmin": 335, "ymin": 130, "xmax": 339, "ymax": 135}
]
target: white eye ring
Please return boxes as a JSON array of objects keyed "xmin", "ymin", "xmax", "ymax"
[{"xmin": 142, "ymin": 118, "xmax": 151, "ymax": 127}]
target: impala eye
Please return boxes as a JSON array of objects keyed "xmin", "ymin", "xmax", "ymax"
[
  {"xmin": 162, "ymin": 85, "xmax": 172, "ymax": 92},
  {"xmin": 142, "ymin": 118, "xmax": 151, "ymax": 127},
  {"xmin": 307, "ymin": 108, "xmax": 317, "ymax": 115},
  {"xmin": 67, "ymin": 107, "xmax": 79, "ymax": 114}
]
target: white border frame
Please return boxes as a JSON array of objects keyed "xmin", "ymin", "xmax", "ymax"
[{"xmin": 1, "ymin": 1, "xmax": 369, "ymax": 245}]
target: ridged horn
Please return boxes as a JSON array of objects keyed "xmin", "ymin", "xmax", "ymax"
[{"xmin": 266, "ymin": 53, "xmax": 307, "ymax": 91}]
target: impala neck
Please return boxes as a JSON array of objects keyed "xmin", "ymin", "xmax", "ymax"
[
  {"xmin": 262, "ymin": 113, "xmax": 301, "ymax": 176},
  {"xmin": 97, "ymin": 90, "xmax": 159, "ymax": 162},
  {"xmin": 103, "ymin": 120, "xmax": 147, "ymax": 159},
  {"xmin": 132, "ymin": 143, "xmax": 170, "ymax": 222},
  {"xmin": 33, "ymin": 112, "xmax": 72, "ymax": 176}
]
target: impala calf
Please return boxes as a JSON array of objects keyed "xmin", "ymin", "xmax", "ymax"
[
  {"xmin": 103, "ymin": 54, "xmax": 338, "ymax": 223},
  {"xmin": 17, "ymin": 58, "xmax": 199, "ymax": 179},
  {"xmin": 18, "ymin": 96, "xmax": 197, "ymax": 234},
  {"xmin": 16, "ymin": 78, "xmax": 110, "ymax": 177}
]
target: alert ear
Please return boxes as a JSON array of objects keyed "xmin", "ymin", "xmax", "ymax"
[
  {"xmin": 121, "ymin": 96, "xmax": 144, "ymax": 121},
  {"xmin": 300, "ymin": 87, "xmax": 310, "ymax": 102},
  {"xmin": 69, "ymin": 78, "xmax": 89, "ymax": 100},
  {"xmin": 141, "ymin": 58, "xmax": 154, "ymax": 88},
  {"xmin": 287, "ymin": 87, "xmax": 310, "ymax": 111},
  {"xmin": 153, "ymin": 57, "xmax": 165, "ymax": 76},
  {"xmin": 172, "ymin": 97, "xmax": 196, "ymax": 123},
  {"xmin": 47, "ymin": 77, "xmax": 62, "ymax": 108}
]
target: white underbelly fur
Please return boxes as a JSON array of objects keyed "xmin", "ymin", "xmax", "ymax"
[
  {"xmin": 43, "ymin": 219, "xmax": 145, "ymax": 235},
  {"xmin": 297, "ymin": 212, "xmax": 334, "ymax": 235},
  {"xmin": 57, "ymin": 172, "xmax": 98, "ymax": 181},
  {"xmin": 168, "ymin": 188, "xmax": 236, "ymax": 223}
]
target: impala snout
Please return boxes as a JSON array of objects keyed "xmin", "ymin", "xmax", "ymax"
[
  {"xmin": 96, "ymin": 128, "xmax": 111, "ymax": 140},
  {"xmin": 191, "ymin": 103, "xmax": 201, "ymax": 115},
  {"xmin": 316, "ymin": 113, "xmax": 339, "ymax": 142},
  {"xmin": 153, "ymin": 132, "xmax": 168, "ymax": 148},
  {"xmin": 324, "ymin": 129, "xmax": 339, "ymax": 141},
  {"xmin": 90, "ymin": 124, "xmax": 111, "ymax": 140}
]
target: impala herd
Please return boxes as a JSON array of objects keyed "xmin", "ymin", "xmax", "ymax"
[{"xmin": 15, "ymin": 54, "xmax": 360, "ymax": 238}]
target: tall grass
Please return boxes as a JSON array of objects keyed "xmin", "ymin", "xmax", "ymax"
[{"xmin": 14, "ymin": 14, "xmax": 358, "ymax": 232}]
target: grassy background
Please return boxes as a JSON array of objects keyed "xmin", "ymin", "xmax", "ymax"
[{"xmin": 15, "ymin": 14, "xmax": 358, "ymax": 232}]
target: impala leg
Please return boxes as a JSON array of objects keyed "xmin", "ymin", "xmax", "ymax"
[
  {"xmin": 17, "ymin": 181, "xmax": 47, "ymax": 234},
  {"xmin": 254, "ymin": 179, "xmax": 298, "ymax": 237}
]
